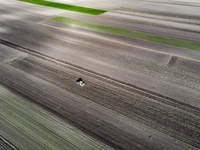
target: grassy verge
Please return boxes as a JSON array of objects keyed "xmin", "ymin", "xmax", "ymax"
[
  {"xmin": 18, "ymin": 0, "xmax": 106, "ymax": 15},
  {"xmin": 51, "ymin": 16, "xmax": 200, "ymax": 51}
]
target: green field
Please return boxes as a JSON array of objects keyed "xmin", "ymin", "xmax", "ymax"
[
  {"xmin": 0, "ymin": 88, "xmax": 108, "ymax": 150},
  {"xmin": 18, "ymin": 0, "xmax": 106, "ymax": 15},
  {"xmin": 51, "ymin": 16, "xmax": 200, "ymax": 51}
]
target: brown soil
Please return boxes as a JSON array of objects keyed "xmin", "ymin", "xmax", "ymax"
[{"xmin": 8, "ymin": 55, "xmax": 200, "ymax": 149}]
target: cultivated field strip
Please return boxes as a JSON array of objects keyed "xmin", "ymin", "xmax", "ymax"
[
  {"xmin": 0, "ymin": 88, "xmax": 108, "ymax": 150},
  {"xmin": 0, "ymin": 118, "xmax": 44, "ymax": 150},
  {"xmin": 0, "ymin": 135, "xmax": 17, "ymax": 150},
  {"xmin": 0, "ymin": 61, "xmax": 198, "ymax": 150},
  {"xmin": 8, "ymin": 55, "xmax": 200, "ymax": 149},
  {"xmin": 0, "ymin": 63, "xmax": 155, "ymax": 150}
]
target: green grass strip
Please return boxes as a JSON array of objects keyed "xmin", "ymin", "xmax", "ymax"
[
  {"xmin": 18, "ymin": 0, "xmax": 106, "ymax": 15},
  {"xmin": 51, "ymin": 16, "xmax": 200, "ymax": 51}
]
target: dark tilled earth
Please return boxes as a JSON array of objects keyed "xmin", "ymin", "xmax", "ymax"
[
  {"xmin": 8, "ymin": 55, "xmax": 200, "ymax": 149},
  {"xmin": 0, "ymin": 62, "xmax": 153, "ymax": 150}
]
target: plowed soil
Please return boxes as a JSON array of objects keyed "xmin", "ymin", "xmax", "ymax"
[{"xmin": 8, "ymin": 55, "xmax": 200, "ymax": 149}]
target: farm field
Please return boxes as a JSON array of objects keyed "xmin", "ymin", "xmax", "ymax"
[
  {"xmin": 7, "ymin": 55, "xmax": 200, "ymax": 149},
  {"xmin": 0, "ymin": 87, "xmax": 108, "ymax": 150},
  {"xmin": 0, "ymin": 59, "xmax": 198, "ymax": 150},
  {"xmin": 1, "ymin": 0, "xmax": 200, "ymax": 149}
]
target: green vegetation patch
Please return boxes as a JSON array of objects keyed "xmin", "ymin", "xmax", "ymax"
[
  {"xmin": 18, "ymin": 0, "xmax": 106, "ymax": 15},
  {"xmin": 51, "ymin": 16, "xmax": 200, "ymax": 51}
]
